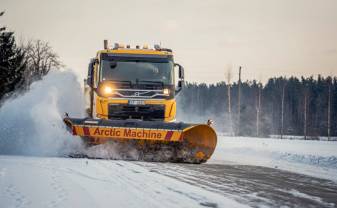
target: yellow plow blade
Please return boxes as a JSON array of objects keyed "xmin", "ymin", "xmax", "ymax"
[
  {"xmin": 181, "ymin": 124, "xmax": 217, "ymax": 162},
  {"xmin": 64, "ymin": 117, "xmax": 217, "ymax": 163}
]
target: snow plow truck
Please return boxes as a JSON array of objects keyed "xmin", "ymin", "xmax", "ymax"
[{"xmin": 64, "ymin": 40, "xmax": 217, "ymax": 163}]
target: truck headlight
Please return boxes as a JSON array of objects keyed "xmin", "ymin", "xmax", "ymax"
[
  {"xmin": 104, "ymin": 86, "xmax": 114, "ymax": 94},
  {"xmin": 101, "ymin": 85, "xmax": 114, "ymax": 97},
  {"xmin": 163, "ymin": 88, "xmax": 170, "ymax": 96}
]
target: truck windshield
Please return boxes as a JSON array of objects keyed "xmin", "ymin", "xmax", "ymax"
[{"xmin": 100, "ymin": 60, "xmax": 174, "ymax": 85}]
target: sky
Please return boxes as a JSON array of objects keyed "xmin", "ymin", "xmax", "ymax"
[{"xmin": 1, "ymin": 0, "xmax": 337, "ymax": 83}]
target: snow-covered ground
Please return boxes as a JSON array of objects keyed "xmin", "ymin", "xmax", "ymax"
[
  {"xmin": 211, "ymin": 136, "xmax": 337, "ymax": 181},
  {"xmin": 2, "ymin": 138, "xmax": 337, "ymax": 208},
  {"xmin": 0, "ymin": 156, "xmax": 247, "ymax": 208}
]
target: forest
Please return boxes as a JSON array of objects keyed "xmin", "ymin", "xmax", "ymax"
[{"xmin": 178, "ymin": 75, "xmax": 337, "ymax": 138}]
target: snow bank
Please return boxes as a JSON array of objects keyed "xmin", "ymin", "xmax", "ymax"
[
  {"xmin": 210, "ymin": 136, "xmax": 337, "ymax": 181},
  {"xmin": 0, "ymin": 70, "xmax": 85, "ymax": 156}
]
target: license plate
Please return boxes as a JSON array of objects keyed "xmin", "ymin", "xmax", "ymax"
[{"xmin": 128, "ymin": 100, "xmax": 145, "ymax": 105}]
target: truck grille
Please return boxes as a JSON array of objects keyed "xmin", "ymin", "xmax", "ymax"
[{"xmin": 108, "ymin": 104, "xmax": 165, "ymax": 120}]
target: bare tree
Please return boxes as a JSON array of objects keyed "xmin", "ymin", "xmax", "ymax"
[{"xmin": 23, "ymin": 39, "xmax": 62, "ymax": 84}]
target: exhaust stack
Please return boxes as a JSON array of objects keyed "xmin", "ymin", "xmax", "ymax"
[{"xmin": 104, "ymin": 40, "xmax": 108, "ymax": 49}]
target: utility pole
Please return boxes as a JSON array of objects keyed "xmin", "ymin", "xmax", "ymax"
[
  {"xmin": 281, "ymin": 82, "xmax": 286, "ymax": 139},
  {"xmin": 226, "ymin": 68, "xmax": 233, "ymax": 136},
  {"xmin": 197, "ymin": 86, "xmax": 200, "ymax": 114},
  {"xmin": 237, "ymin": 66, "xmax": 242, "ymax": 136},
  {"xmin": 256, "ymin": 83, "xmax": 262, "ymax": 137},
  {"xmin": 328, "ymin": 80, "xmax": 331, "ymax": 141}
]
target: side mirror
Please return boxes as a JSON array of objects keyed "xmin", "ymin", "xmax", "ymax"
[
  {"xmin": 86, "ymin": 77, "xmax": 92, "ymax": 86},
  {"xmin": 87, "ymin": 60, "xmax": 95, "ymax": 87},
  {"xmin": 175, "ymin": 80, "xmax": 184, "ymax": 94},
  {"xmin": 175, "ymin": 63, "xmax": 185, "ymax": 94},
  {"xmin": 175, "ymin": 63, "xmax": 184, "ymax": 79},
  {"xmin": 178, "ymin": 80, "xmax": 184, "ymax": 88}
]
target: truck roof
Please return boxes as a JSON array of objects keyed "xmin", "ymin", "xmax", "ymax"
[{"xmin": 97, "ymin": 48, "xmax": 173, "ymax": 57}]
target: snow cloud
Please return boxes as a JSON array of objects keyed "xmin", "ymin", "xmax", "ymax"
[{"xmin": 0, "ymin": 70, "xmax": 85, "ymax": 156}]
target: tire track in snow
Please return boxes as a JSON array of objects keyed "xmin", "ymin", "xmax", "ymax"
[
  {"xmin": 36, "ymin": 159, "xmax": 69, "ymax": 208},
  {"xmin": 94, "ymin": 160, "xmax": 165, "ymax": 207},
  {"xmin": 45, "ymin": 171, "xmax": 68, "ymax": 208},
  {"xmin": 95, "ymin": 160, "xmax": 224, "ymax": 208},
  {"xmin": 61, "ymin": 160, "xmax": 144, "ymax": 208},
  {"xmin": 5, "ymin": 184, "xmax": 32, "ymax": 208},
  {"xmin": 65, "ymin": 159, "xmax": 224, "ymax": 207}
]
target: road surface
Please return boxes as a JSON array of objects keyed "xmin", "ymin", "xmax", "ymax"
[{"xmin": 138, "ymin": 162, "xmax": 337, "ymax": 208}]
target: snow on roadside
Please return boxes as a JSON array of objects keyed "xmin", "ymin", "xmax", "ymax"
[{"xmin": 210, "ymin": 136, "xmax": 337, "ymax": 181}]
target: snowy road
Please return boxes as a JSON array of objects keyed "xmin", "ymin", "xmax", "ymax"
[
  {"xmin": 0, "ymin": 156, "xmax": 246, "ymax": 208},
  {"xmin": 1, "ymin": 156, "xmax": 336, "ymax": 208},
  {"xmin": 138, "ymin": 162, "xmax": 337, "ymax": 208}
]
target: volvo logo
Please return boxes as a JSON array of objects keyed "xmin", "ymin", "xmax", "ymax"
[{"xmin": 134, "ymin": 92, "xmax": 140, "ymax": 96}]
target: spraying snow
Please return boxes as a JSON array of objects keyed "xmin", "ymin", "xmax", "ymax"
[
  {"xmin": 0, "ymin": 70, "xmax": 146, "ymax": 160},
  {"xmin": 0, "ymin": 70, "xmax": 85, "ymax": 156}
]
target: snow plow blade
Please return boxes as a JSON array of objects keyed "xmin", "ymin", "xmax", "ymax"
[{"xmin": 63, "ymin": 117, "xmax": 217, "ymax": 163}]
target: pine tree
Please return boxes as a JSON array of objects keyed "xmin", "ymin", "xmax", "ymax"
[{"xmin": 0, "ymin": 11, "xmax": 26, "ymax": 101}]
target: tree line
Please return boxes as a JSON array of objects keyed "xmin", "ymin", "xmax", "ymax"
[
  {"xmin": 0, "ymin": 11, "xmax": 61, "ymax": 103},
  {"xmin": 177, "ymin": 74, "xmax": 337, "ymax": 139}
]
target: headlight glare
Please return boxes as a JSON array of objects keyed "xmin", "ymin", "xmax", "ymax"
[{"xmin": 163, "ymin": 88, "xmax": 170, "ymax": 96}]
